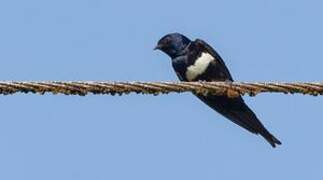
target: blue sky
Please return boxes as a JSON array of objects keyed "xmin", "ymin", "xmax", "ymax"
[{"xmin": 0, "ymin": 0, "xmax": 322, "ymax": 179}]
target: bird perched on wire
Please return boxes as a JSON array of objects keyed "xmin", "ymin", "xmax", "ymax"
[{"xmin": 154, "ymin": 33, "xmax": 281, "ymax": 147}]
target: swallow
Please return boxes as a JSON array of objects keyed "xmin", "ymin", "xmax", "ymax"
[{"xmin": 154, "ymin": 33, "xmax": 281, "ymax": 147}]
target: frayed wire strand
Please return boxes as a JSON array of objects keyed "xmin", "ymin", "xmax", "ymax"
[{"xmin": 0, "ymin": 81, "xmax": 322, "ymax": 97}]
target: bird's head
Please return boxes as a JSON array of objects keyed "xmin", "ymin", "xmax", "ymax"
[{"xmin": 154, "ymin": 33, "xmax": 191, "ymax": 58}]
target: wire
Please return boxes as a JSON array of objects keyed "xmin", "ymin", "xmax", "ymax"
[{"xmin": 0, "ymin": 81, "xmax": 322, "ymax": 97}]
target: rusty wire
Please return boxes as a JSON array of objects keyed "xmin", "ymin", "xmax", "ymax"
[{"xmin": 0, "ymin": 81, "xmax": 322, "ymax": 97}]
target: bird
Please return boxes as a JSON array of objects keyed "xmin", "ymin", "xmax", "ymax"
[{"xmin": 154, "ymin": 33, "xmax": 281, "ymax": 148}]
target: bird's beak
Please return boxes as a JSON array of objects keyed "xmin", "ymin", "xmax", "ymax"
[{"xmin": 154, "ymin": 44, "xmax": 162, "ymax": 50}]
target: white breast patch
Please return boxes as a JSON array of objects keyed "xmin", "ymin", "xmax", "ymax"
[{"xmin": 185, "ymin": 52, "xmax": 214, "ymax": 81}]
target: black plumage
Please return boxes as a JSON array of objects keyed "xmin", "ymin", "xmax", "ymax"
[{"xmin": 155, "ymin": 33, "xmax": 281, "ymax": 147}]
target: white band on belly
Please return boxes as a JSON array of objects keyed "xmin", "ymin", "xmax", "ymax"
[{"xmin": 186, "ymin": 52, "xmax": 214, "ymax": 81}]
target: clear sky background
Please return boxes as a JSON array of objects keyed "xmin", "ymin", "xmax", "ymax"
[{"xmin": 0, "ymin": 0, "xmax": 322, "ymax": 179}]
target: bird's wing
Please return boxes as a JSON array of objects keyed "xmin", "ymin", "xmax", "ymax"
[
  {"xmin": 194, "ymin": 39, "xmax": 234, "ymax": 81},
  {"xmin": 192, "ymin": 39, "xmax": 263, "ymax": 134},
  {"xmin": 193, "ymin": 39, "xmax": 281, "ymax": 147}
]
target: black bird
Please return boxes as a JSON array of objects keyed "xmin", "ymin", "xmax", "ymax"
[{"xmin": 154, "ymin": 33, "xmax": 281, "ymax": 147}]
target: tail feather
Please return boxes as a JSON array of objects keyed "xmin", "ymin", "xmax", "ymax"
[
  {"xmin": 229, "ymin": 106, "xmax": 282, "ymax": 148},
  {"xmin": 260, "ymin": 130, "xmax": 282, "ymax": 148},
  {"xmin": 196, "ymin": 94, "xmax": 282, "ymax": 148}
]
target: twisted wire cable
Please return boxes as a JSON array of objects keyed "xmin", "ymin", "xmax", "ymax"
[{"xmin": 0, "ymin": 81, "xmax": 322, "ymax": 97}]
